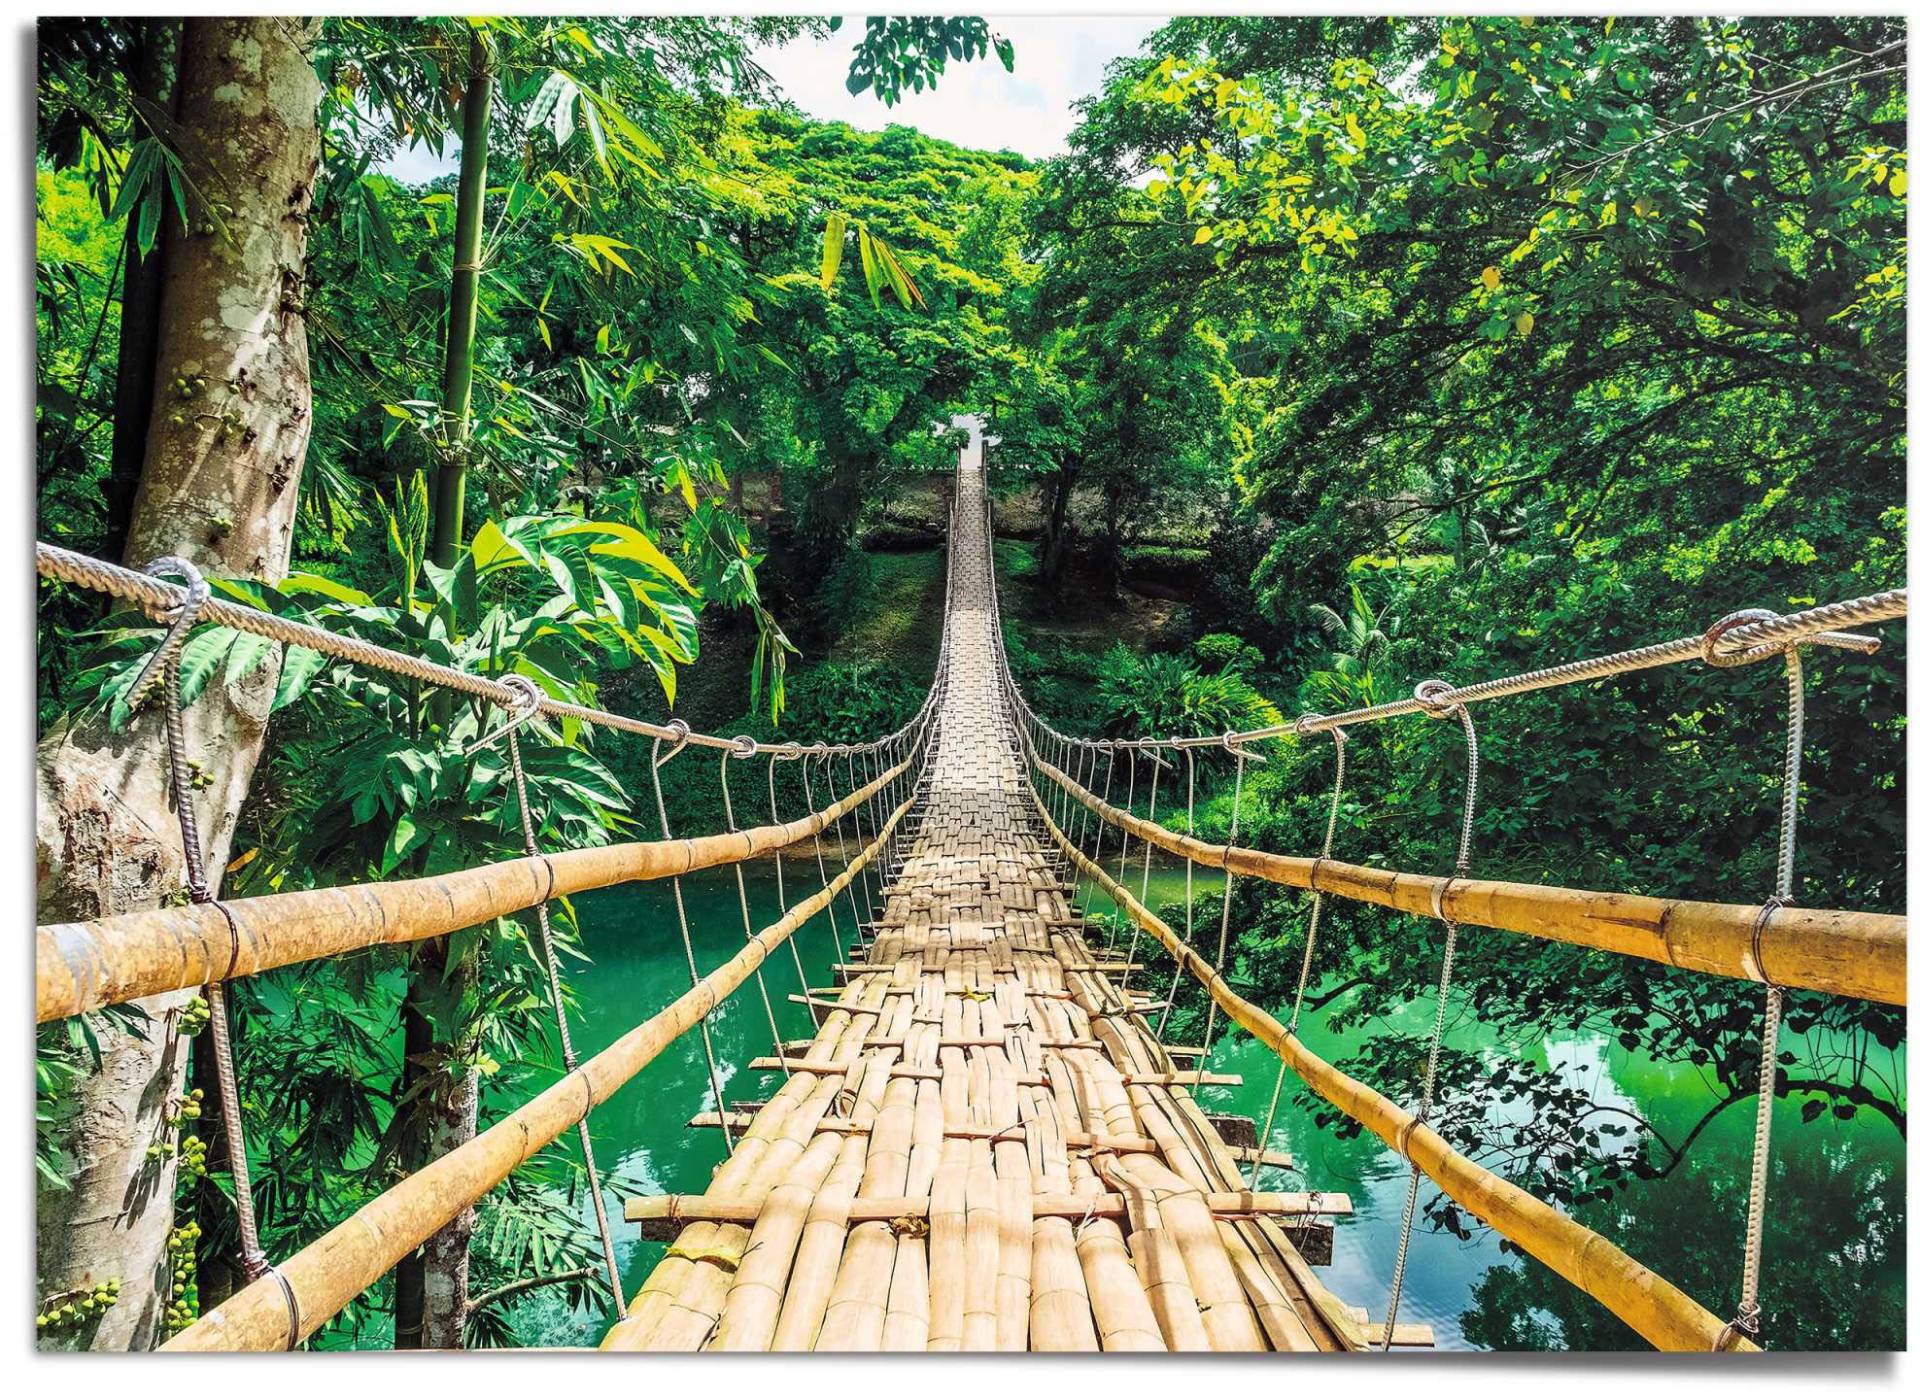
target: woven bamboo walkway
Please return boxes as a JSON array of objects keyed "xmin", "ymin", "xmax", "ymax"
[{"xmin": 600, "ymin": 458, "xmax": 1370, "ymax": 1352}]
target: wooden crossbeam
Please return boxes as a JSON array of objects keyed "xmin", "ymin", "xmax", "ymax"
[
  {"xmin": 830, "ymin": 961, "xmax": 1141, "ymax": 976},
  {"xmin": 686, "ymin": 1111, "xmax": 1162, "ymax": 1155},
  {"xmin": 777, "ymin": 1035, "xmax": 1110, "ymax": 1054},
  {"xmin": 744, "ymin": 1056, "xmax": 1051, "ymax": 1087},
  {"xmin": 1345, "ymin": 1308, "xmax": 1437, "ymax": 1348},
  {"xmin": 1226, "ymin": 1145, "xmax": 1295, "ymax": 1171},
  {"xmin": 627, "ymin": 1188, "xmax": 1349, "ymax": 1228},
  {"xmin": 1121, "ymin": 1070, "xmax": 1243, "ymax": 1087}
]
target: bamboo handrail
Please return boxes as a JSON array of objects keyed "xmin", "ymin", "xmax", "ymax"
[
  {"xmin": 37, "ymin": 760, "xmax": 908, "ymax": 1023},
  {"xmin": 1031, "ymin": 792, "xmax": 1759, "ymax": 1352},
  {"xmin": 160, "ymin": 793, "xmax": 914, "ymax": 1352},
  {"xmin": 1035, "ymin": 755, "xmax": 1905, "ymax": 1007}
]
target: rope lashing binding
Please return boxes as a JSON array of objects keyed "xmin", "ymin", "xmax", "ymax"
[
  {"xmin": 1198, "ymin": 735, "xmax": 1255, "ymax": 1078},
  {"xmin": 266, "ymin": 1264, "xmax": 301, "ymax": 1350},
  {"xmin": 471, "ymin": 672, "xmax": 625, "ymax": 1309},
  {"xmin": 137, "ymin": 554, "xmax": 271, "ymax": 1285},
  {"xmin": 1252, "ymin": 716, "xmax": 1349, "ymax": 1195},
  {"xmin": 651, "ymin": 719, "xmax": 735, "ymax": 1153},
  {"xmin": 1381, "ymin": 679, "xmax": 1480, "ymax": 1353},
  {"xmin": 720, "ymin": 736, "xmax": 793, "ymax": 1083},
  {"xmin": 1705, "ymin": 609, "xmax": 1811, "ymax": 1350}
]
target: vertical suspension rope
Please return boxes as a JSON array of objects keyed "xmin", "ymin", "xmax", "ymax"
[
  {"xmin": 1197, "ymin": 740, "xmax": 1251, "ymax": 1076},
  {"xmin": 650, "ymin": 722, "xmax": 735, "ymax": 1154},
  {"xmin": 137, "ymin": 556, "xmax": 269, "ymax": 1284},
  {"xmin": 819, "ymin": 748, "xmax": 867, "ymax": 939},
  {"xmin": 1088, "ymin": 745, "xmax": 1119, "ymax": 930},
  {"xmin": 1119, "ymin": 747, "xmax": 1164, "ymax": 1000},
  {"xmin": 1708, "ymin": 611, "xmax": 1810, "ymax": 1348},
  {"xmin": 857, "ymin": 748, "xmax": 884, "ymax": 911},
  {"xmin": 475, "ymin": 680, "xmax": 624, "ymax": 1311},
  {"xmin": 1252, "ymin": 719, "xmax": 1348, "ymax": 1194},
  {"xmin": 1113, "ymin": 748, "xmax": 1139, "ymax": 897},
  {"xmin": 1381, "ymin": 679, "xmax": 1480, "ymax": 1352},
  {"xmin": 801, "ymin": 753, "xmax": 849, "ymax": 967},
  {"xmin": 841, "ymin": 749, "xmax": 874, "ymax": 929},
  {"xmin": 768, "ymin": 753, "xmax": 820, "ymax": 1032},
  {"xmin": 721, "ymin": 740, "xmax": 791, "ymax": 1080},
  {"xmin": 1157, "ymin": 748, "xmax": 1199, "ymax": 1039}
]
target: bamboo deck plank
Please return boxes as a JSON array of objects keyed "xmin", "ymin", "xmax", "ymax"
[{"xmin": 608, "ymin": 457, "xmax": 1355, "ymax": 1352}]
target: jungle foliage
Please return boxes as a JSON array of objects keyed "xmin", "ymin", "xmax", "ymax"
[{"xmin": 33, "ymin": 13, "xmax": 1906, "ymax": 1353}]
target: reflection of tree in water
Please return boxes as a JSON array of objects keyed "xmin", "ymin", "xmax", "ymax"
[
  {"xmin": 1463, "ymin": 1121, "xmax": 1905, "ymax": 1351},
  {"xmin": 1101, "ymin": 870, "xmax": 1905, "ymax": 1351}
]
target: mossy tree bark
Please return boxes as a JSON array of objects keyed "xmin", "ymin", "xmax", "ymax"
[{"xmin": 35, "ymin": 16, "xmax": 321, "ymax": 1351}]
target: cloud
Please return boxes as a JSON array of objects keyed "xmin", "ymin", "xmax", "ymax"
[{"xmin": 752, "ymin": 16, "xmax": 1167, "ymax": 161}]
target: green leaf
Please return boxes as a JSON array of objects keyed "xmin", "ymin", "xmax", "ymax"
[
  {"xmin": 553, "ymin": 521, "xmax": 692, "ymax": 591},
  {"xmin": 822, "ymin": 210, "xmax": 847, "ymax": 291},
  {"xmin": 271, "ymin": 645, "xmax": 329, "ymax": 711}
]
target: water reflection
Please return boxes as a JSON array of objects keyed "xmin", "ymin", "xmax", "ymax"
[{"xmin": 519, "ymin": 860, "xmax": 1903, "ymax": 1351}]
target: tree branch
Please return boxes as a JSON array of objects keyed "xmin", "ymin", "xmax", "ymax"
[{"xmin": 467, "ymin": 1267, "xmax": 594, "ymax": 1314}]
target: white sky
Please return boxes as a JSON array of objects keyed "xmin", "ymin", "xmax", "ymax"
[
  {"xmin": 754, "ymin": 15, "xmax": 1167, "ymax": 161},
  {"xmin": 379, "ymin": 14, "xmax": 1167, "ymax": 182}
]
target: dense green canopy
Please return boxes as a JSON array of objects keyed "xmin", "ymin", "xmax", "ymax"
[{"xmin": 35, "ymin": 14, "xmax": 1904, "ymax": 1353}]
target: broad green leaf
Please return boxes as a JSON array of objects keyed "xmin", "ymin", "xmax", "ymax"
[{"xmin": 555, "ymin": 520, "xmax": 692, "ymax": 591}]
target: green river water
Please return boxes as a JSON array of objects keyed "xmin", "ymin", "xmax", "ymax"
[{"xmin": 514, "ymin": 856, "xmax": 1904, "ymax": 1351}]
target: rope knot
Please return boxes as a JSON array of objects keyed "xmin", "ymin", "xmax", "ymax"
[
  {"xmin": 465, "ymin": 674, "xmax": 543, "ymax": 754},
  {"xmin": 130, "ymin": 555, "xmax": 212, "ymax": 701},
  {"xmin": 141, "ymin": 553, "xmax": 211, "ymax": 621},
  {"xmin": 1702, "ymin": 608, "xmax": 1788, "ymax": 668},
  {"xmin": 652, "ymin": 718, "xmax": 693, "ymax": 769},
  {"xmin": 1411, "ymin": 678, "xmax": 1462, "ymax": 719}
]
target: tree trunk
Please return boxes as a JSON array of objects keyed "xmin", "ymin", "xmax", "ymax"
[
  {"xmin": 1037, "ymin": 462, "xmax": 1077, "ymax": 585},
  {"xmin": 396, "ymin": 30, "xmax": 493, "ymax": 1348},
  {"xmin": 35, "ymin": 16, "xmax": 321, "ymax": 1351},
  {"xmin": 102, "ymin": 18, "xmax": 181, "ymax": 563}
]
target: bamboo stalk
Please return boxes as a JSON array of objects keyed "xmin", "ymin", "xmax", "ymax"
[
  {"xmin": 1037, "ymin": 754, "xmax": 1904, "ymax": 1006},
  {"xmin": 1118, "ymin": 1155, "xmax": 1265, "ymax": 1350},
  {"xmin": 40, "ymin": 760, "xmax": 907, "ymax": 1022},
  {"xmin": 1040, "ymin": 796, "xmax": 1760, "ymax": 1353},
  {"xmin": 163, "ymin": 796, "xmax": 911, "ymax": 1352},
  {"xmin": 707, "ymin": 1129, "xmax": 842, "ymax": 1350}
]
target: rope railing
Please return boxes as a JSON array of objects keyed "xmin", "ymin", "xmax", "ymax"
[
  {"xmin": 37, "ymin": 521, "xmax": 956, "ymax": 1348},
  {"xmin": 1031, "ymin": 753, "xmax": 1906, "ymax": 1006},
  {"xmin": 35, "ymin": 758, "xmax": 912, "ymax": 1023},
  {"xmin": 1008, "ymin": 585, "xmax": 1904, "ymax": 750},
  {"xmin": 163, "ymin": 789, "xmax": 917, "ymax": 1352},
  {"xmin": 973, "ymin": 481, "xmax": 1895, "ymax": 1352},
  {"xmin": 35, "ymin": 539, "xmax": 920, "ymax": 758},
  {"xmin": 1024, "ymin": 783, "xmax": 1757, "ymax": 1353}
]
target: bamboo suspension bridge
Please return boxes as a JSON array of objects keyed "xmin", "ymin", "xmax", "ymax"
[{"xmin": 33, "ymin": 449, "xmax": 1908, "ymax": 1353}]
